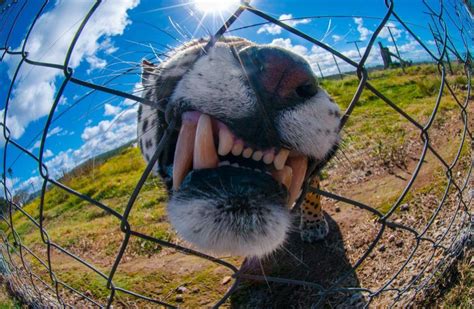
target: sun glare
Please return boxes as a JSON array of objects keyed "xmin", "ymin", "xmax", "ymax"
[{"xmin": 194, "ymin": 0, "xmax": 240, "ymax": 13}]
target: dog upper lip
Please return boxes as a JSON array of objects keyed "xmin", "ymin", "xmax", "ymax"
[{"xmin": 172, "ymin": 111, "xmax": 308, "ymax": 206}]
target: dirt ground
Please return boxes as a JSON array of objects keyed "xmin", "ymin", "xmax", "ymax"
[
  {"xmin": 227, "ymin": 102, "xmax": 473, "ymax": 307},
  {"xmin": 2, "ymin": 72, "xmax": 472, "ymax": 308}
]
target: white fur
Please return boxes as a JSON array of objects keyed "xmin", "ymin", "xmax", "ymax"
[
  {"xmin": 160, "ymin": 48, "xmax": 200, "ymax": 78},
  {"xmin": 170, "ymin": 44, "xmax": 257, "ymax": 119},
  {"xmin": 167, "ymin": 197, "xmax": 291, "ymax": 257},
  {"xmin": 276, "ymin": 88, "xmax": 340, "ymax": 160}
]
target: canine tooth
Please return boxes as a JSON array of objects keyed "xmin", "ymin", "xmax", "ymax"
[
  {"xmin": 194, "ymin": 114, "xmax": 218, "ymax": 170},
  {"xmin": 218, "ymin": 126, "xmax": 233, "ymax": 156},
  {"xmin": 272, "ymin": 166, "xmax": 293, "ymax": 190},
  {"xmin": 231, "ymin": 141, "xmax": 244, "ymax": 156},
  {"xmin": 242, "ymin": 147, "xmax": 253, "ymax": 158},
  {"xmin": 172, "ymin": 119, "xmax": 197, "ymax": 190},
  {"xmin": 218, "ymin": 161, "xmax": 230, "ymax": 166},
  {"xmin": 274, "ymin": 148, "xmax": 290, "ymax": 170},
  {"xmin": 252, "ymin": 151, "xmax": 263, "ymax": 161},
  {"xmin": 263, "ymin": 152, "xmax": 275, "ymax": 165},
  {"xmin": 287, "ymin": 156, "xmax": 308, "ymax": 206}
]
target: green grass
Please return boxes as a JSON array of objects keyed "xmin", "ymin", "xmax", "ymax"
[
  {"xmin": 0, "ymin": 280, "xmax": 21, "ymax": 309},
  {"xmin": 1, "ymin": 63, "xmax": 471, "ymax": 306}
]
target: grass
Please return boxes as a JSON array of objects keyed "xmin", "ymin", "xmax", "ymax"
[
  {"xmin": 1, "ymin": 63, "xmax": 471, "ymax": 307},
  {"xmin": 420, "ymin": 249, "xmax": 473, "ymax": 308},
  {"xmin": 0, "ymin": 279, "xmax": 21, "ymax": 309},
  {"xmin": 438, "ymin": 255, "xmax": 473, "ymax": 308}
]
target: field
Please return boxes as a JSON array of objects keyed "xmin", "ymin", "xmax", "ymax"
[{"xmin": 1, "ymin": 64, "xmax": 472, "ymax": 307}]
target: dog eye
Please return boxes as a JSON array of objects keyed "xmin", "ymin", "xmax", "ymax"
[{"xmin": 295, "ymin": 83, "xmax": 318, "ymax": 99}]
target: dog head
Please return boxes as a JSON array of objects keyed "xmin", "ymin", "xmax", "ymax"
[{"xmin": 138, "ymin": 37, "xmax": 340, "ymax": 257}]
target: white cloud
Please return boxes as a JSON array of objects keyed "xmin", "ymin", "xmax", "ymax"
[
  {"xmin": 270, "ymin": 36, "xmax": 432, "ymax": 81},
  {"xmin": 15, "ymin": 175, "xmax": 43, "ymax": 195},
  {"xmin": 389, "ymin": 38, "xmax": 432, "ymax": 62},
  {"xmin": 29, "ymin": 126, "xmax": 67, "ymax": 151},
  {"xmin": 45, "ymin": 149, "xmax": 76, "ymax": 178},
  {"xmin": 332, "ymin": 35, "xmax": 342, "ymax": 42},
  {"xmin": 43, "ymin": 149, "xmax": 54, "ymax": 159},
  {"xmin": 16, "ymin": 102, "xmax": 139, "ymax": 195},
  {"xmin": 269, "ymin": 38, "xmax": 383, "ymax": 77},
  {"xmin": 354, "ymin": 17, "xmax": 373, "ymax": 41},
  {"xmin": 1, "ymin": 0, "xmax": 139, "ymax": 140},
  {"xmin": 59, "ymin": 96, "xmax": 69, "ymax": 106},
  {"xmin": 48, "ymin": 126, "xmax": 63, "ymax": 137},
  {"xmin": 70, "ymin": 107, "xmax": 137, "ymax": 170},
  {"xmin": 379, "ymin": 22, "xmax": 404, "ymax": 41},
  {"xmin": 270, "ymin": 38, "xmax": 308, "ymax": 56},
  {"xmin": 5, "ymin": 177, "xmax": 19, "ymax": 192},
  {"xmin": 104, "ymin": 103, "xmax": 122, "ymax": 116},
  {"xmin": 100, "ymin": 37, "xmax": 119, "ymax": 55},
  {"xmin": 86, "ymin": 55, "xmax": 107, "ymax": 74},
  {"xmin": 257, "ymin": 14, "xmax": 310, "ymax": 35},
  {"xmin": 123, "ymin": 82, "xmax": 143, "ymax": 106},
  {"xmin": 71, "ymin": 105, "xmax": 137, "ymax": 171}
]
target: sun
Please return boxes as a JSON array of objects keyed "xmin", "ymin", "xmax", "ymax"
[{"xmin": 194, "ymin": 0, "xmax": 240, "ymax": 14}]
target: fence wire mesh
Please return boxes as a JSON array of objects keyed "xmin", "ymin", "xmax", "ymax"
[{"xmin": 0, "ymin": 0, "xmax": 472, "ymax": 308}]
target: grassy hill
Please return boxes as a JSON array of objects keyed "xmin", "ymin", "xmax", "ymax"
[{"xmin": 1, "ymin": 64, "xmax": 472, "ymax": 307}]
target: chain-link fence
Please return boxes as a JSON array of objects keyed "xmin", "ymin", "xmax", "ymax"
[{"xmin": 0, "ymin": 0, "xmax": 472, "ymax": 307}]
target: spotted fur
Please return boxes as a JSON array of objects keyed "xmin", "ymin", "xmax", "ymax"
[{"xmin": 300, "ymin": 177, "xmax": 329, "ymax": 243}]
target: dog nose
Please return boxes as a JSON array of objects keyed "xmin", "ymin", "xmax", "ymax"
[{"xmin": 238, "ymin": 46, "xmax": 318, "ymax": 107}]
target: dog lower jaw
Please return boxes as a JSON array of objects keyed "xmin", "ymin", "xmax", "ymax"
[
  {"xmin": 167, "ymin": 167, "xmax": 291, "ymax": 257},
  {"xmin": 168, "ymin": 197, "xmax": 291, "ymax": 257}
]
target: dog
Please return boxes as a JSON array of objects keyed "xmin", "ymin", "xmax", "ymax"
[{"xmin": 137, "ymin": 37, "xmax": 340, "ymax": 257}]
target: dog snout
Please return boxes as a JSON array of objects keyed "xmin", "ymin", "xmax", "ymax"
[{"xmin": 238, "ymin": 46, "xmax": 318, "ymax": 107}]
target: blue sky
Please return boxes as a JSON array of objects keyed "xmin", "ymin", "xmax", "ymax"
[{"xmin": 0, "ymin": 0, "xmax": 472, "ymax": 196}]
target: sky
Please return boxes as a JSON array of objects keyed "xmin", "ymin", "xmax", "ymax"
[{"xmin": 0, "ymin": 0, "xmax": 472, "ymax": 197}]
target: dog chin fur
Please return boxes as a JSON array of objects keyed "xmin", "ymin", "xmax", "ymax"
[{"xmin": 167, "ymin": 196, "xmax": 292, "ymax": 257}]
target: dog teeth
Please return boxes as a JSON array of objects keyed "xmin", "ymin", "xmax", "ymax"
[
  {"xmin": 263, "ymin": 151, "xmax": 275, "ymax": 165},
  {"xmin": 271, "ymin": 166, "xmax": 292, "ymax": 189},
  {"xmin": 194, "ymin": 114, "xmax": 218, "ymax": 170},
  {"xmin": 231, "ymin": 141, "xmax": 244, "ymax": 156},
  {"xmin": 273, "ymin": 148, "xmax": 290, "ymax": 170},
  {"xmin": 172, "ymin": 116, "xmax": 197, "ymax": 190},
  {"xmin": 286, "ymin": 156, "xmax": 308, "ymax": 206},
  {"xmin": 218, "ymin": 125, "xmax": 233, "ymax": 156},
  {"xmin": 252, "ymin": 151, "xmax": 263, "ymax": 161},
  {"xmin": 173, "ymin": 113, "xmax": 308, "ymax": 201},
  {"xmin": 242, "ymin": 147, "xmax": 253, "ymax": 158}
]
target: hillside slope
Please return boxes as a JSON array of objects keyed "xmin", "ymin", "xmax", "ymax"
[{"xmin": 2, "ymin": 64, "xmax": 472, "ymax": 307}]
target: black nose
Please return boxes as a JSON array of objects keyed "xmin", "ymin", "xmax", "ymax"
[{"xmin": 238, "ymin": 46, "xmax": 318, "ymax": 108}]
